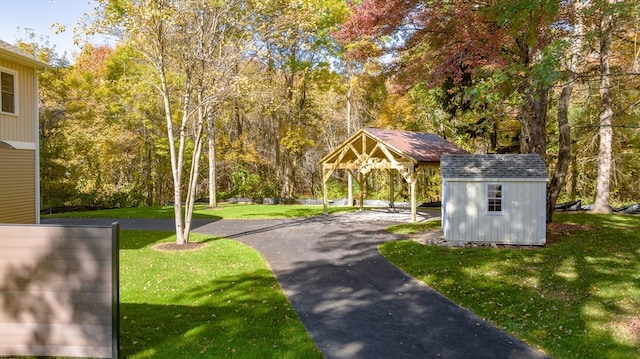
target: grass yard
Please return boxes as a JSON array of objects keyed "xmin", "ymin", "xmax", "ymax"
[
  {"xmin": 43, "ymin": 203, "xmax": 355, "ymax": 220},
  {"xmin": 381, "ymin": 213, "xmax": 640, "ymax": 359},
  {"xmin": 118, "ymin": 230, "xmax": 321, "ymax": 358}
]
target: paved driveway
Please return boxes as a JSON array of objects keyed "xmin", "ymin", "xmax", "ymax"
[
  {"xmin": 195, "ymin": 210, "xmax": 548, "ymax": 359},
  {"xmin": 43, "ymin": 210, "xmax": 548, "ymax": 358}
]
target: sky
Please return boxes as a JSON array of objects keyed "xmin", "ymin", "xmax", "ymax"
[{"xmin": 0, "ymin": 0, "xmax": 107, "ymax": 59}]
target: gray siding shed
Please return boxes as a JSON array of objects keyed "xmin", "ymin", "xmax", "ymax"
[{"xmin": 441, "ymin": 154, "xmax": 549, "ymax": 245}]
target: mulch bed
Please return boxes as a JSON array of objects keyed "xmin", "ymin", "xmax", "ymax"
[
  {"xmin": 547, "ymin": 222, "xmax": 593, "ymax": 235},
  {"xmin": 153, "ymin": 242, "xmax": 207, "ymax": 252}
]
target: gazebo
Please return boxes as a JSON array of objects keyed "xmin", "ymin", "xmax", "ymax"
[{"xmin": 320, "ymin": 128, "xmax": 468, "ymax": 222}]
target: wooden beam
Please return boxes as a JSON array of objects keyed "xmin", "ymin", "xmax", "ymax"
[
  {"xmin": 359, "ymin": 172, "xmax": 364, "ymax": 212},
  {"xmin": 377, "ymin": 143, "xmax": 401, "ymax": 168},
  {"xmin": 389, "ymin": 170, "xmax": 395, "ymax": 209},
  {"xmin": 322, "ymin": 168, "xmax": 330, "ymax": 214},
  {"xmin": 367, "ymin": 142, "xmax": 381, "ymax": 159},
  {"xmin": 346, "ymin": 143, "xmax": 360, "ymax": 161},
  {"xmin": 322, "ymin": 164, "xmax": 333, "ymax": 183},
  {"xmin": 410, "ymin": 177, "xmax": 417, "ymax": 222},
  {"xmin": 323, "ymin": 145, "xmax": 355, "ymax": 182},
  {"xmin": 347, "ymin": 169, "xmax": 359, "ymax": 183}
]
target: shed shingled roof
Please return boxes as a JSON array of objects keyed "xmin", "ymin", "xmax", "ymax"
[
  {"xmin": 441, "ymin": 154, "xmax": 549, "ymax": 179},
  {"xmin": 365, "ymin": 128, "xmax": 468, "ymax": 163}
]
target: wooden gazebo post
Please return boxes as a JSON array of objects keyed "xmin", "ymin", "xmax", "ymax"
[
  {"xmin": 409, "ymin": 176, "xmax": 417, "ymax": 222},
  {"xmin": 388, "ymin": 170, "xmax": 395, "ymax": 209},
  {"xmin": 323, "ymin": 169, "xmax": 329, "ymax": 215}
]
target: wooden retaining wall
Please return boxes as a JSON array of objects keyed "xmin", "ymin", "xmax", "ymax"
[{"xmin": 0, "ymin": 224, "xmax": 119, "ymax": 358}]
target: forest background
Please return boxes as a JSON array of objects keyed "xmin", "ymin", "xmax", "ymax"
[{"xmin": 16, "ymin": 0, "xmax": 640, "ymax": 232}]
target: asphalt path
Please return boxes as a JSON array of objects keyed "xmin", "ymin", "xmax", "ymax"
[{"xmin": 43, "ymin": 210, "xmax": 549, "ymax": 359}]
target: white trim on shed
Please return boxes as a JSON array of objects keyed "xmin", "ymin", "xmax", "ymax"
[{"xmin": 441, "ymin": 154, "xmax": 549, "ymax": 246}]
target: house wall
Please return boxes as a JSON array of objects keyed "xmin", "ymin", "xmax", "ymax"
[
  {"xmin": 0, "ymin": 148, "xmax": 36, "ymax": 223},
  {"xmin": 0, "ymin": 57, "xmax": 39, "ymax": 224},
  {"xmin": 443, "ymin": 179, "xmax": 546, "ymax": 245},
  {"xmin": 0, "ymin": 59, "xmax": 37, "ymax": 143}
]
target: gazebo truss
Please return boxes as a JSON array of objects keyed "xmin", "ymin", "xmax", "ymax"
[{"xmin": 319, "ymin": 128, "xmax": 468, "ymax": 222}]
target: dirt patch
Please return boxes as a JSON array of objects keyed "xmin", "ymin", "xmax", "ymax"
[
  {"xmin": 625, "ymin": 316, "xmax": 640, "ymax": 344},
  {"xmin": 629, "ymin": 316, "xmax": 640, "ymax": 343},
  {"xmin": 153, "ymin": 242, "xmax": 207, "ymax": 252},
  {"xmin": 547, "ymin": 222, "xmax": 593, "ymax": 235}
]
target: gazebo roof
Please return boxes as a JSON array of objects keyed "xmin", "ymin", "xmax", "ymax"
[
  {"xmin": 319, "ymin": 128, "xmax": 467, "ymax": 170},
  {"xmin": 364, "ymin": 128, "xmax": 468, "ymax": 163}
]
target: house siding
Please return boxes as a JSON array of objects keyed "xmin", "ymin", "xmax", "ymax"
[
  {"xmin": 443, "ymin": 179, "xmax": 546, "ymax": 245},
  {"xmin": 0, "ymin": 148, "xmax": 36, "ymax": 223},
  {"xmin": 0, "ymin": 59, "xmax": 37, "ymax": 143},
  {"xmin": 0, "ymin": 40, "xmax": 44, "ymax": 224}
]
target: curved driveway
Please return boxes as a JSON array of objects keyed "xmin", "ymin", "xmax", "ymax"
[
  {"xmin": 196, "ymin": 210, "xmax": 548, "ymax": 359},
  {"xmin": 43, "ymin": 210, "xmax": 548, "ymax": 358}
]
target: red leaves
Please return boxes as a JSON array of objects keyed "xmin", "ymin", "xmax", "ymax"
[
  {"xmin": 335, "ymin": 0, "xmax": 561, "ymax": 89},
  {"xmin": 334, "ymin": 0, "xmax": 412, "ymax": 42}
]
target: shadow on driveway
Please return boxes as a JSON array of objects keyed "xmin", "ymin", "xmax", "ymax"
[{"xmin": 196, "ymin": 210, "xmax": 550, "ymax": 359}]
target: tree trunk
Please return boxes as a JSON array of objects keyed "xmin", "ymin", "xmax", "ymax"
[
  {"xmin": 519, "ymin": 84, "xmax": 549, "ymax": 160},
  {"xmin": 547, "ymin": 3, "xmax": 585, "ymax": 222},
  {"xmin": 593, "ymin": 3, "xmax": 614, "ymax": 214},
  {"xmin": 159, "ymin": 65, "xmax": 186, "ymax": 245},
  {"xmin": 183, "ymin": 104, "xmax": 205, "ymax": 239},
  {"xmin": 207, "ymin": 107, "xmax": 217, "ymax": 208},
  {"xmin": 547, "ymin": 71, "xmax": 574, "ymax": 222},
  {"xmin": 346, "ymin": 86, "xmax": 354, "ymax": 206}
]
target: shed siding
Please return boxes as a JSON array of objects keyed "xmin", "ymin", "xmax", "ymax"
[
  {"xmin": 0, "ymin": 59, "xmax": 37, "ymax": 143},
  {"xmin": 0, "ymin": 148, "xmax": 36, "ymax": 223},
  {"xmin": 444, "ymin": 180, "xmax": 546, "ymax": 245}
]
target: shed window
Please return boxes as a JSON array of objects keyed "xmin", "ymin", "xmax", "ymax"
[
  {"xmin": 487, "ymin": 183, "xmax": 503, "ymax": 213},
  {"xmin": 1, "ymin": 70, "xmax": 16, "ymax": 114}
]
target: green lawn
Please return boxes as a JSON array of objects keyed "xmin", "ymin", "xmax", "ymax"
[
  {"xmin": 119, "ymin": 230, "xmax": 321, "ymax": 358},
  {"xmin": 43, "ymin": 203, "xmax": 355, "ymax": 219},
  {"xmin": 380, "ymin": 213, "xmax": 640, "ymax": 359}
]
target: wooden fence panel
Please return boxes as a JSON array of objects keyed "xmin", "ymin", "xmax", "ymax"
[{"xmin": 0, "ymin": 224, "xmax": 119, "ymax": 358}]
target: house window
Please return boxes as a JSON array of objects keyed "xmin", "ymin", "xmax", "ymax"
[
  {"xmin": 1, "ymin": 70, "xmax": 16, "ymax": 114},
  {"xmin": 487, "ymin": 183, "xmax": 503, "ymax": 214}
]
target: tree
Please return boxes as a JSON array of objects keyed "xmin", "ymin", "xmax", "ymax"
[
  {"xmin": 569, "ymin": 0, "xmax": 640, "ymax": 213},
  {"xmin": 547, "ymin": 1, "xmax": 586, "ymax": 222},
  {"xmin": 250, "ymin": 0, "xmax": 348, "ymax": 198},
  {"xmin": 335, "ymin": 0, "xmax": 565, "ymax": 159},
  {"xmin": 94, "ymin": 0, "xmax": 251, "ymax": 244},
  {"xmin": 593, "ymin": 0, "xmax": 616, "ymax": 214}
]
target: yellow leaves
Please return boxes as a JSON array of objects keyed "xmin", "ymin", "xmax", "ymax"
[
  {"xmin": 375, "ymin": 93, "xmax": 415, "ymax": 129},
  {"xmin": 280, "ymin": 127, "xmax": 315, "ymax": 154},
  {"xmin": 220, "ymin": 133, "xmax": 264, "ymax": 166}
]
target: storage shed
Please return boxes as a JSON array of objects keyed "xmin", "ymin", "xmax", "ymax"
[{"xmin": 441, "ymin": 154, "xmax": 548, "ymax": 245}]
